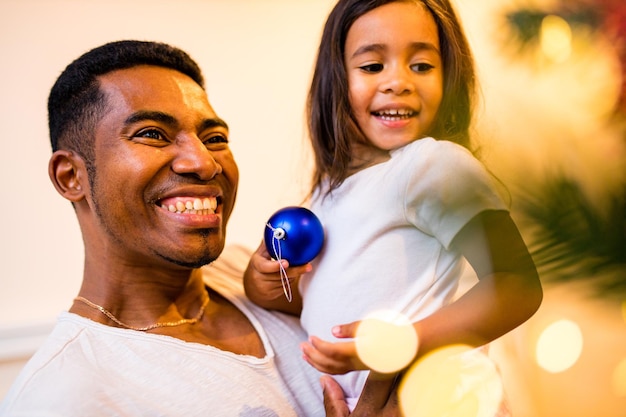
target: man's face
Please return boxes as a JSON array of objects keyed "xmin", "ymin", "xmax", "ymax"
[{"xmin": 86, "ymin": 65, "xmax": 238, "ymax": 268}]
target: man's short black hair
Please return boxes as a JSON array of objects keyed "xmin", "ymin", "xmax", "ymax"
[{"xmin": 48, "ymin": 40, "xmax": 205, "ymax": 158}]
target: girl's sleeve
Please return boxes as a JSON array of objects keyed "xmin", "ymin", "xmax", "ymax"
[{"xmin": 404, "ymin": 140, "xmax": 508, "ymax": 249}]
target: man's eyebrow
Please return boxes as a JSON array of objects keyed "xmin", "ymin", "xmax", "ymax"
[
  {"xmin": 124, "ymin": 111, "xmax": 229, "ymax": 131},
  {"xmin": 125, "ymin": 111, "xmax": 177, "ymax": 127},
  {"xmin": 199, "ymin": 117, "xmax": 229, "ymax": 132},
  {"xmin": 350, "ymin": 41, "xmax": 440, "ymax": 58}
]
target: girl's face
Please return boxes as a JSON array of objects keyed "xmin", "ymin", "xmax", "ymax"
[{"xmin": 345, "ymin": 1, "xmax": 443, "ymax": 154}]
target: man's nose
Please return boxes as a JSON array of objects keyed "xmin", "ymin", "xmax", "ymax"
[{"xmin": 171, "ymin": 135, "xmax": 222, "ymax": 180}]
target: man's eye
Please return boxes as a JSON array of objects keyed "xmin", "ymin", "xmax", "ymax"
[
  {"xmin": 411, "ymin": 63, "xmax": 434, "ymax": 73},
  {"xmin": 204, "ymin": 134, "xmax": 229, "ymax": 145},
  {"xmin": 359, "ymin": 63, "xmax": 383, "ymax": 73},
  {"xmin": 136, "ymin": 129, "xmax": 165, "ymax": 140}
]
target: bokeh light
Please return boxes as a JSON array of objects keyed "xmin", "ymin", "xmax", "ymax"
[
  {"xmin": 540, "ymin": 14, "xmax": 572, "ymax": 62},
  {"xmin": 612, "ymin": 358, "xmax": 626, "ymax": 397},
  {"xmin": 354, "ymin": 310, "xmax": 418, "ymax": 373},
  {"xmin": 399, "ymin": 344, "xmax": 503, "ymax": 417},
  {"xmin": 535, "ymin": 319, "xmax": 583, "ymax": 373}
]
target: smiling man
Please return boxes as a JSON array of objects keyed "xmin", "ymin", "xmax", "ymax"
[{"xmin": 0, "ymin": 40, "xmax": 397, "ymax": 417}]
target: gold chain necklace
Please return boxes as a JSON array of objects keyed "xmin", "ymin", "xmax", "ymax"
[{"xmin": 74, "ymin": 294, "xmax": 209, "ymax": 332}]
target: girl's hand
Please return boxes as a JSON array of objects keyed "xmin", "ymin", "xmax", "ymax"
[
  {"xmin": 244, "ymin": 243, "xmax": 290, "ymax": 300},
  {"xmin": 300, "ymin": 321, "xmax": 368, "ymax": 375},
  {"xmin": 243, "ymin": 242, "xmax": 309, "ymax": 314}
]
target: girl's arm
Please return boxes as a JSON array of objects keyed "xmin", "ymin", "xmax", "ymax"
[
  {"xmin": 410, "ymin": 208, "xmax": 542, "ymax": 357},
  {"xmin": 243, "ymin": 242, "xmax": 309, "ymax": 316}
]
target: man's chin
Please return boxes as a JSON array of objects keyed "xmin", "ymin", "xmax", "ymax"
[
  {"xmin": 164, "ymin": 254, "xmax": 219, "ymax": 269},
  {"xmin": 160, "ymin": 244, "xmax": 224, "ymax": 269}
]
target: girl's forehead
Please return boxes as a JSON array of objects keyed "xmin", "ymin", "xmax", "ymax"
[
  {"xmin": 346, "ymin": 2, "xmax": 439, "ymax": 50},
  {"xmin": 351, "ymin": 2, "xmax": 434, "ymax": 31}
]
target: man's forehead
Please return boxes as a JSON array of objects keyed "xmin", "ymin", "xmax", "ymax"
[
  {"xmin": 99, "ymin": 65, "xmax": 202, "ymax": 94},
  {"xmin": 98, "ymin": 65, "xmax": 217, "ymax": 119}
]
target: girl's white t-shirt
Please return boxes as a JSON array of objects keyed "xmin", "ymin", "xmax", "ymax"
[{"xmin": 300, "ymin": 138, "xmax": 507, "ymax": 408}]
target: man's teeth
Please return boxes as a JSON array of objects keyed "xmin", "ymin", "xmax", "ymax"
[{"xmin": 162, "ymin": 198, "xmax": 217, "ymax": 214}]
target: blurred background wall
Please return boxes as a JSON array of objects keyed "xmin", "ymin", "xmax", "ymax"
[{"xmin": 1, "ymin": 0, "xmax": 624, "ymax": 415}]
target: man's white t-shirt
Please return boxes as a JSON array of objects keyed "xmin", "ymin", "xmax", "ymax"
[{"xmin": 0, "ymin": 246, "xmax": 323, "ymax": 417}]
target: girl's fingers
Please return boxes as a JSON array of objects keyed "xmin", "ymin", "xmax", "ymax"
[{"xmin": 331, "ymin": 321, "xmax": 360, "ymax": 338}]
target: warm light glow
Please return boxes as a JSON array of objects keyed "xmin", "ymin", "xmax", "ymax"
[
  {"xmin": 399, "ymin": 345, "xmax": 503, "ymax": 417},
  {"xmin": 612, "ymin": 358, "xmax": 626, "ymax": 397},
  {"xmin": 535, "ymin": 319, "xmax": 583, "ymax": 373},
  {"xmin": 355, "ymin": 310, "xmax": 418, "ymax": 373},
  {"xmin": 540, "ymin": 14, "xmax": 572, "ymax": 62},
  {"xmin": 621, "ymin": 300, "xmax": 626, "ymax": 324}
]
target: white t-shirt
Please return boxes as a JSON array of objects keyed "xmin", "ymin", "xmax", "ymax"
[
  {"xmin": 300, "ymin": 138, "xmax": 507, "ymax": 408},
  {"xmin": 0, "ymin": 246, "xmax": 323, "ymax": 417}
]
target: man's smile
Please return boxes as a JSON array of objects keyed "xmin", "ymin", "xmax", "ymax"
[{"xmin": 159, "ymin": 196, "xmax": 218, "ymax": 215}]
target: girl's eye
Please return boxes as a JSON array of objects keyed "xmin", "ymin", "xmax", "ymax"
[
  {"xmin": 411, "ymin": 63, "xmax": 434, "ymax": 73},
  {"xmin": 359, "ymin": 63, "xmax": 384, "ymax": 73}
]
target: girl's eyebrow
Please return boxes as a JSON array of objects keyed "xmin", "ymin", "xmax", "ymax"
[
  {"xmin": 350, "ymin": 43, "xmax": 386, "ymax": 58},
  {"xmin": 350, "ymin": 41, "xmax": 440, "ymax": 58}
]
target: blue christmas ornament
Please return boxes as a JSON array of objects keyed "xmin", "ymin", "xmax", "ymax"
[{"xmin": 264, "ymin": 206, "xmax": 325, "ymax": 266}]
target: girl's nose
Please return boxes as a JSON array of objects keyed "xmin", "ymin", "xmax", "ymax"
[{"xmin": 381, "ymin": 65, "xmax": 414, "ymax": 95}]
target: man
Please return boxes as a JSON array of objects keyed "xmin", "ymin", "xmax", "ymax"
[{"xmin": 0, "ymin": 40, "xmax": 396, "ymax": 416}]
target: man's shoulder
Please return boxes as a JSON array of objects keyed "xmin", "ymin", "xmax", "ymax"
[
  {"xmin": 0, "ymin": 316, "xmax": 105, "ymax": 415},
  {"xmin": 202, "ymin": 244, "xmax": 253, "ymax": 291}
]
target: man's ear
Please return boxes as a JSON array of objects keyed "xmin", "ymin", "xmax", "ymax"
[{"xmin": 48, "ymin": 150, "xmax": 87, "ymax": 202}]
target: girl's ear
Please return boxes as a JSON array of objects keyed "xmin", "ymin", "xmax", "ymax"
[{"xmin": 48, "ymin": 150, "xmax": 87, "ymax": 202}]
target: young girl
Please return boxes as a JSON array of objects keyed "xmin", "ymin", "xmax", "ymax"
[{"xmin": 245, "ymin": 0, "xmax": 543, "ymax": 411}]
